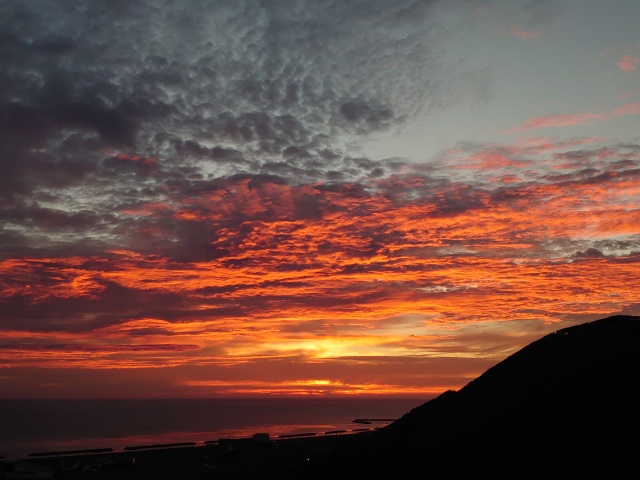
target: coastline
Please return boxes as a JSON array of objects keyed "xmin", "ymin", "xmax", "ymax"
[
  {"xmin": 0, "ymin": 397, "xmax": 420, "ymax": 461},
  {"xmin": 1, "ymin": 429, "xmax": 375, "ymax": 479},
  {"xmin": 1, "ymin": 419, "xmax": 390, "ymax": 462}
]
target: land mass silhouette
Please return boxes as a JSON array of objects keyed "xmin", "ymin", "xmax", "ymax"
[
  {"xmin": 3, "ymin": 314, "xmax": 638, "ymax": 479},
  {"xmin": 298, "ymin": 314, "xmax": 640, "ymax": 478}
]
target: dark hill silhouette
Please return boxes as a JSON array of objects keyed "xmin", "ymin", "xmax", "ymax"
[
  {"xmin": 9, "ymin": 315, "xmax": 638, "ymax": 479},
  {"xmin": 296, "ymin": 315, "xmax": 640, "ymax": 478}
]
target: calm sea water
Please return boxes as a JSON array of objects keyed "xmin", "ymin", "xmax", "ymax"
[{"xmin": 0, "ymin": 397, "xmax": 425, "ymax": 459}]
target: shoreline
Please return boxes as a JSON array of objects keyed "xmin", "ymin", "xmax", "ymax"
[
  {"xmin": 0, "ymin": 397, "xmax": 418, "ymax": 461},
  {"xmin": 2, "ymin": 420, "xmax": 390, "ymax": 462},
  {"xmin": 1, "ymin": 429, "xmax": 376, "ymax": 479},
  {"xmin": 0, "ymin": 418, "xmax": 396, "ymax": 463},
  {"xmin": 19, "ymin": 426, "xmax": 379, "ymax": 457}
]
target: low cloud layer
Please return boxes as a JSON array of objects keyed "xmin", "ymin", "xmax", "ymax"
[{"xmin": 1, "ymin": 0, "xmax": 639, "ymax": 398}]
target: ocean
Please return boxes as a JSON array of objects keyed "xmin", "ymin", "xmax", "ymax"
[{"xmin": 0, "ymin": 397, "xmax": 424, "ymax": 460}]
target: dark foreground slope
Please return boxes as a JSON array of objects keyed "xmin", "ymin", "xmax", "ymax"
[
  {"xmin": 299, "ymin": 314, "xmax": 640, "ymax": 477},
  {"xmin": 4, "ymin": 315, "xmax": 638, "ymax": 479}
]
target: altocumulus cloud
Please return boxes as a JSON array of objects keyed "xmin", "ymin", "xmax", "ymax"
[
  {"xmin": 1, "ymin": 0, "xmax": 640, "ymax": 399},
  {"xmin": 0, "ymin": 0, "xmax": 491, "ymax": 261}
]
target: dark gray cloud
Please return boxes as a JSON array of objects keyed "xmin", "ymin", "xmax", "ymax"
[
  {"xmin": 1, "ymin": 0, "xmax": 493, "ymax": 259},
  {"xmin": 0, "ymin": 0, "xmax": 459, "ymax": 160},
  {"xmin": 8, "ymin": 0, "xmax": 633, "ymax": 268}
]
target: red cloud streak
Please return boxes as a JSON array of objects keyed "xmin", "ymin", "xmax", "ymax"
[{"xmin": 1, "ymin": 142, "xmax": 639, "ymax": 398}]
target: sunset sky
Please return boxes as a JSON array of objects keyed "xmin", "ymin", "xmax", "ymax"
[{"xmin": 1, "ymin": 0, "xmax": 639, "ymax": 399}]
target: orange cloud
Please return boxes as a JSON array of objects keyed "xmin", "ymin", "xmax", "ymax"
[
  {"xmin": 505, "ymin": 113, "xmax": 608, "ymax": 133},
  {"xmin": 613, "ymin": 102, "xmax": 640, "ymax": 116},
  {"xmin": 507, "ymin": 25, "xmax": 540, "ymax": 40},
  {"xmin": 181, "ymin": 379, "xmax": 445, "ymax": 396},
  {"xmin": 618, "ymin": 54, "xmax": 640, "ymax": 72},
  {"xmin": 2, "ymin": 141, "xmax": 639, "ymax": 397}
]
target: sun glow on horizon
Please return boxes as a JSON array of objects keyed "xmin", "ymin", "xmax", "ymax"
[{"xmin": 1, "ymin": 0, "xmax": 639, "ymax": 399}]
